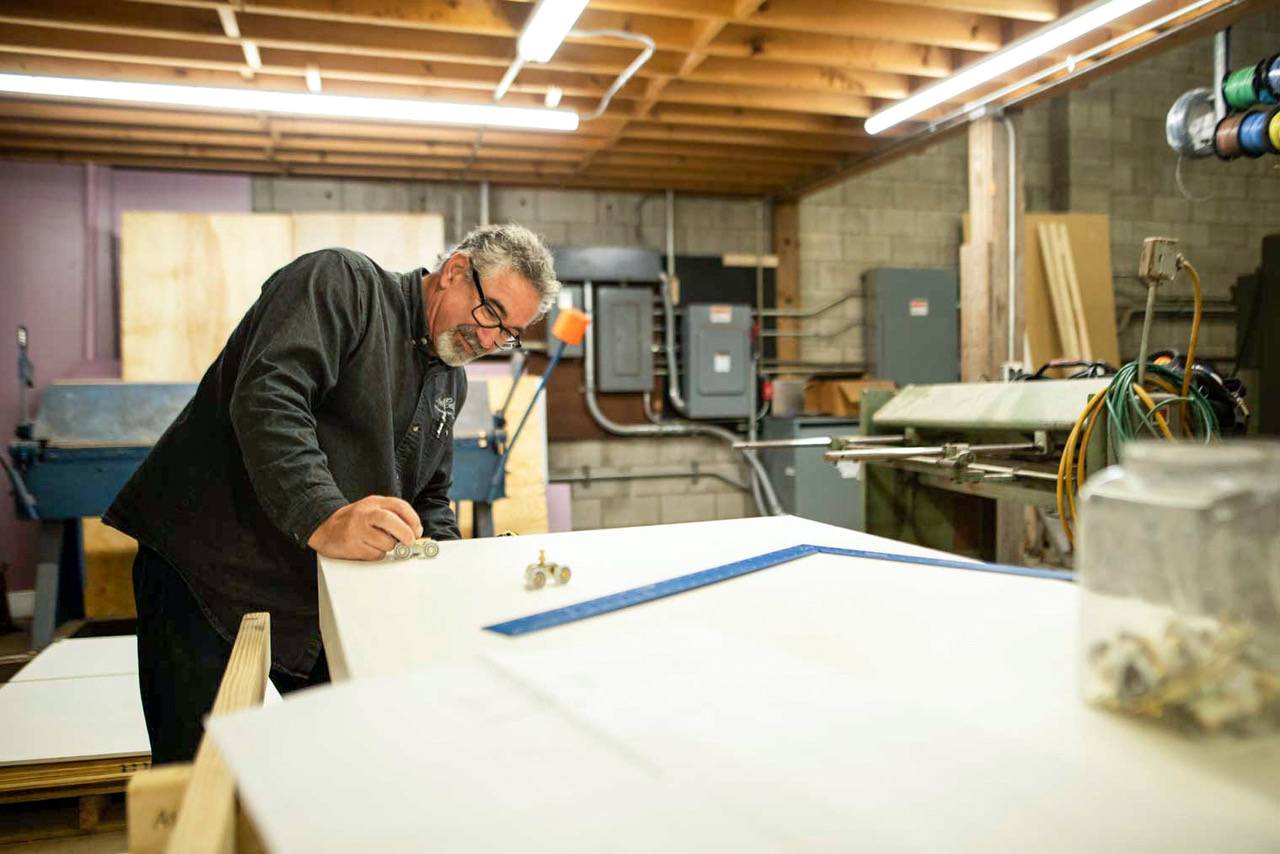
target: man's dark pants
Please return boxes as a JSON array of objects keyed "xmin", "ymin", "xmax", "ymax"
[{"xmin": 132, "ymin": 546, "xmax": 329, "ymax": 764}]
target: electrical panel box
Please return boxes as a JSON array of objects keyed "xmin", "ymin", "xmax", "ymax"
[
  {"xmin": 595, "ymin": 286, "xmax": 654, "ymax": 392},
  {"xmin": 683, "ymin": 303, "xmax": 752, "ymax": 419},
  {"xmin": 543, "ymin": 285, "xmax": 584, "ymax": 358},
  {"xmin": 761, "ymin": 416, "xmax": 863, "ymax": 530},
  {"xmin": 862, "ymin": 268, "xmax": 960, "ymax": 386}
]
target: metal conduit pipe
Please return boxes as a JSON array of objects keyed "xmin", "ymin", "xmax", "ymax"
[
  {"xmin": 660, "ymin": 272, "xmax": 690, "ymax": 416},
  {"xmin": 756, "ymin": 290, "xmax": 858, "ymax": 319},
  {"xmin": 569, "ymin": 29, "xmax": 654, "ymax": 122},
  {"xmin": 659, "ymin": 189, "xmax": 690, "ymax": 416},
  {"xmin": 551, "ymin": 466, "xmax": 752, "ymax": 494},
  {"xmin": 583, "ymin": 283, "xmax": 784, "ymax": 516},
  {"xmin": 1003, "ymin": 114, "xmax": 1018, "ymax": 379},
  {"xmin": 1213, "ymin": 28, "xmax": 1231, "ymax": 121}
]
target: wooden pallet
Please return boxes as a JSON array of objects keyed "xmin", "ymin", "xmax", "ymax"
[
  {"xmin": 0, "ymin": 790, "xmax": 126, "ymax": 844},
  {"xmin": 0, "ymin": 755, "xmax": 151, "ymax": 799},
  {"xmin": 0, "ymin": 754, "xmax": 148, "ymax": 843}
]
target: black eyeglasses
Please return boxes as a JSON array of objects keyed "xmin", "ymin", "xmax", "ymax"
[{"xmin": 469, "ymin": 262, "xmax": 522, "ymax": 351}]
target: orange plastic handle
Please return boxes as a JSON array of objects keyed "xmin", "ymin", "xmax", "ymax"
[{"xmin": 551, "ymin": 306, "xmax": 591, "ymax": 346}]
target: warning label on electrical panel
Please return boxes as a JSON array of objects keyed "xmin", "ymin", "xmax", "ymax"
[
  {"xmin": 709, "ymin": 305, "xmax": 733, "ymax": 323},
  {"xmin": 909, "ymin": 299, "xmax": 929, "ymax": 317},
  {"xmin": 714, "ymin": 353, "xmax": 732, "ymax": 373}
]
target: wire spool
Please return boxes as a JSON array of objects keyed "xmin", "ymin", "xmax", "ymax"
[
  {"xmin": 1166, "ymin": 87, "xmax": 1218, "ymax": 157},
  {"xmin": 1213, "ymin": 112, "xmax": 1248, "ymax": 160},
  {"xmin": 1265, "ymin": 53, "xmax": 1280, "ymax": 100},
  {"xmin": 1239, "ymin": 108, "xmax": 1279, "ymax": 157},
  {"xmin": 1270, "ymin": 108, "xmax": 1280, "ymax": 153},
  {"xmin": 1223, "ymin": 60, "xmax": 1278, "ymax": 110}
]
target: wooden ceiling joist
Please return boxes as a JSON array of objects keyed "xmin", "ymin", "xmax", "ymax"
[
  {"xmin": 0, "ymin": 0, "xmax": 1257, "ymax": 196},
  {"xmin": 704, "ymin": 27, "xmax": 957, "ymax": 78}
]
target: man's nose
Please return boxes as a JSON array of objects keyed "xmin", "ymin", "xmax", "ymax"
[{"xmin": 475, "ymin": 325, "xmax": 500, "ymax": 351}]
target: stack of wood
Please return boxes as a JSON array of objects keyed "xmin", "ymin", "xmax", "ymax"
[
  {"xmin": 0, "ymin": 637, "xmax": 149, "ymax": 845},
  {"xmin": 1024, "ymin": 213, "xmax": 1121, "ymax": 372}
]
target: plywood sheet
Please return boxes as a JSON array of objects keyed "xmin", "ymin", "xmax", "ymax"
[
  {"xmin": 0, "ymin": 675, "xmax": 149, "ymax": 766},
  {"xmin": 292, "ymin": 214, "xmax": 444, "ymax": 274},
  {"xmin": 121, "ymin": 212, "xmax": 294, "ymax": 382},
  {"xmin": 317, "ymin": 516, "xmax": 985, "ymax": 682},
  {"xmin": 456, "ymin": 375, "xmax": 548, "ymax": 537},
  {"xmin": 226, "ymin": 516, "xmax": 1280, "ymax": 852},
  {"xmin": 83, "ymin": 517, "xmax": 137, "ymax": 620},
  {"xmin": 1024, "ymin": 213, "xmax": 1119, "ymax": 369},
  {"xmin": 11, "ymin": 636, "xmax": 137, "ymax": 682}
]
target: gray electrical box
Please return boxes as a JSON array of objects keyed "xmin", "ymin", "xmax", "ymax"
[
  {"xmin": 863, "ymin": 268, "xmax": 960, "ymax": 386},
  {"xmin": 761, "ymin": 416, "xmax": 863, "ymax": 530},
  {"xmin": 543, "ymin": 284, "xmax": 584, "ymax": 358},
  {"xmin": 683, "ymin": 303, "xmax": 752, "ymax": 419},
  {"xmin": 595, "ymin": 286, "xmax": 654, "ymax": 392}
]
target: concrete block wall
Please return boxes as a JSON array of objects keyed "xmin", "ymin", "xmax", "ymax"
[
  {"xmin": 795, "ymin": 135, "xmax": 969, "ymax": 367},
  {"xmin": 1022, "ymin": 7, "xmax": 1280, "ymax": 362},
  {"xmin": 548, "ymin": 437, "xmax": 755, "ymax": 531},
  {"xmin": 253, "ymin": 178, "xmax": 769, "ymax": 256},
  {"xmin": 252, "ymin": 176, "xmax": 767, "ymax": 531}
]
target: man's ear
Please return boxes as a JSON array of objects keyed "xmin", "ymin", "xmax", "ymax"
[{"xmin": 447, "ymin": 252, "xmax": 471, "ymax": 289}]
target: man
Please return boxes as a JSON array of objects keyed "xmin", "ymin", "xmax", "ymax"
[{"xmin": 105, "ymin": 223, "xmax": 560, "ymax": 763}]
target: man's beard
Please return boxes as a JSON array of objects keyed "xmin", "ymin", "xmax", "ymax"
[{"xmin": 434, "ymin": 324, "xmax": 485, "ymax": 367}]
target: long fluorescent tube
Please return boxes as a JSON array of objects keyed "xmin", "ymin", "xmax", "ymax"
[
  {"xmin": 517, "ymin": 0, "xmax": 590, "ymax": 63},
  {"xmin": 0, "ymin": 73, "xmax": 580, "ymax": 131},
  {"xmin": 864, "ymin": 0, "xmax": 1157, "ymax": 134}
]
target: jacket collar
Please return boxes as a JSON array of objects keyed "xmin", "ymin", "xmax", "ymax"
[{"xmin": 405, "ymin": 267, "xmax": 445, "ymax": 364}]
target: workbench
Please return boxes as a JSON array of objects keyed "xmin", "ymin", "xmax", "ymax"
[{"xmin": 207, "ymin": 516, "xmax": 1280, "ymax": 853}]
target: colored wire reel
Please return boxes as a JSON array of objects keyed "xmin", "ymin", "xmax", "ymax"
[
  {"xmin": 1222, "ymin": 57, "xmax": 1280, "ymax": 110},
  {"xmin": 1214, "ymin": 107, "xmax": 1280, "ymax": 159}
]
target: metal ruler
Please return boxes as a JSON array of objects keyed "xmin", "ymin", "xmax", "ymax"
[{"xmin": 484, "ymin": 545, "xmax": 1072, "ymax": 637}]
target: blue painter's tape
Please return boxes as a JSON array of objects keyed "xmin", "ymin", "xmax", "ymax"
[{"xmin": 483, "ymin": 545, "xmax": 1073, "ymax": 637}]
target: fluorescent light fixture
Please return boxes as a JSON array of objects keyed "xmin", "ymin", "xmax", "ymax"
[
  {"xmin": 0, "ymin": 73, "xmax": 580, "ymax": 131},
  {"xmin": 517, "ymin": 0, "xmax": 590, "ymax": 63},
  {"xmin": 241, "ymin": 41, "xmax": 261, "ymax": 70},
  {"xmin": 305, "ymin": 64, "xmax": 322, "ymax": 94},
  {"xmin": 544, "ymin": 85, "xmax": 563, "ymax": 108},
  {"xmin": 864, "ymin": 0, "xmax": 1157, "ymax": 135}
]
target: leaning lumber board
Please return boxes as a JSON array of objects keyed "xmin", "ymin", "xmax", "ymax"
[
  {"xmin": 1036, "ymin": 223, "xmax": 1082, "ymax": 358},
  {"xmin": 165, "ymin": 612, "xmax": 270, "ymax": 854},
  {"xmin": 1052, "ymin": 223, "xmax": 1093, "ymax": 360}
]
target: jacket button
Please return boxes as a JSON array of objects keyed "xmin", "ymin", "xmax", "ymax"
[{"xmin": 412, "ymin": 424, "xmax": 420, "ymax": 432}]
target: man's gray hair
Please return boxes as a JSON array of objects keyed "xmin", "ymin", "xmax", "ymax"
[{"xmin": 454, "ymin": 224, "xmax": 560, "ymax": 322}]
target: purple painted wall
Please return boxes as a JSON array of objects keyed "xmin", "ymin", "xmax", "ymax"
[{"xmin": 0, "ymin": 159, "xmax": 251, "ymax": 591}]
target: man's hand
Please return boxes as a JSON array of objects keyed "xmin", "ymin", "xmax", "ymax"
[{"xmin": 308, "ymin": 496, "xmax": 423, "ymax": 561}]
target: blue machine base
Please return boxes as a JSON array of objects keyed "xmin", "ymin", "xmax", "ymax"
[{"xmin": 484, "ymin": 545, "xmax": 1073, "ymax": 637}]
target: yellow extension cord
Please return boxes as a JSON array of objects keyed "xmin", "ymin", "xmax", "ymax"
[{"xmin": 1055, "ymin": 256, "xmax": 1204, "ymax": 548}]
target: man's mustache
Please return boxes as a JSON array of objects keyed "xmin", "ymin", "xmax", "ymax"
[{"xmin": 458, "ymin": 325, "xmax": 484, "ymax": 352}]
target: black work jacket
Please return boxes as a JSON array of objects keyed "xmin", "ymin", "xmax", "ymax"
[{"xmin": 105, "ymin": 248, "xmax": 466, "ymax": 677}]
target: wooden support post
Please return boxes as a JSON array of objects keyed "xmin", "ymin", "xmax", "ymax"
[
  {"xmin": 965, "ymin": 113, "xmax": 1026, "ymax": 564},
  {"xmin": 772, "ymin": 200, "xmax": 800, "ymax": 366},
  {"xmin": 962, "ymin": 114, "xmax": 1024, "ymax": 381}
]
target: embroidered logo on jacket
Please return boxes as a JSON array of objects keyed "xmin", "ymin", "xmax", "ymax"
[{"xmin": 433, "ymin": 394, "xmax": 456, "ymax": 437}]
